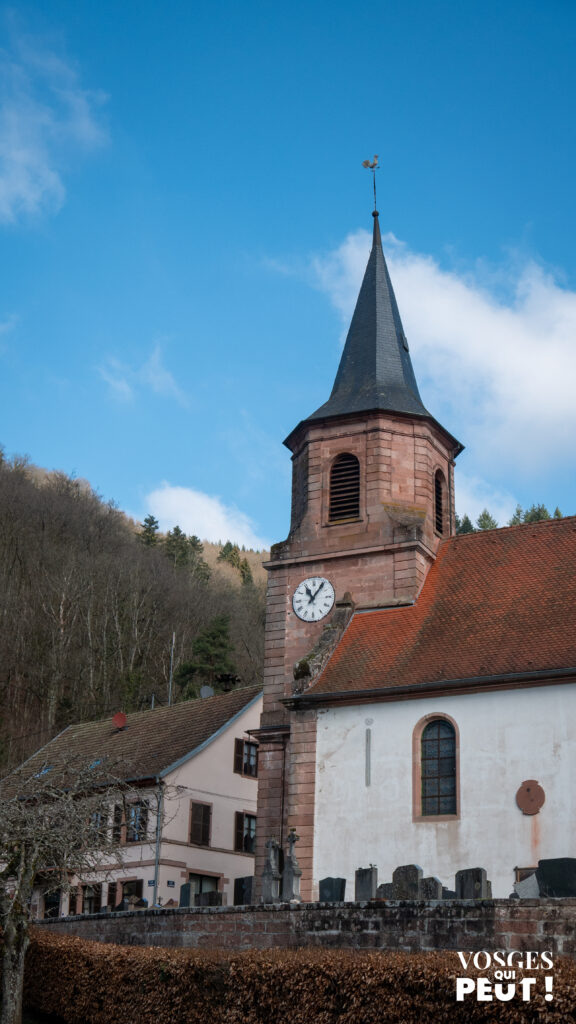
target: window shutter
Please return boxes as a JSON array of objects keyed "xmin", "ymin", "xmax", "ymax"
[
  {"xmin": 201, "ymin": 804, "xmax": 211, "ymax": 846},
  {"xmin": 191, "ymin": 802, "xmax": 211, "ymax": 846},
  {"xmin": 234, "ymin": 738, "xmax": 244, "ymax": 774},
  {"xmin": 234, "ymin": 811, "xmax": 244, "ymax": 852}
]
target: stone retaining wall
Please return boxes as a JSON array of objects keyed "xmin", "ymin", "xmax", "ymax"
[{"xmin": 38, "ymin": 899, "xmax": 576, "ymax": 956}]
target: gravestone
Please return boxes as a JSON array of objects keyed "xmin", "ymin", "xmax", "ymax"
[
  {"xmin": 536, "ymin": 858, "xmax": 576, "ymax": 897},
  {"xmin": 281, "ymin": 829, "xmax": 302, "ymax": 901},
  {"xmin": 179, "ymin": 882, "xmax": 192, "ymax": 908},
  {"xmin": 195, "ymin": 891, "xmax": 222, "ymax": 907},
  {"xmin": 421, "ymin": 876, "xmax": 443, "ymax": 900},
  {"xmin": 234, "ymin": 876, "xmax": 254, "ymax": 905},
  {"xmin": 261, "ymin": 838, "xmax": 282, "ymax": 903},
  {"xmin": 392, "ymin": 864, "xmax": 423, "ymax": 899},
  {"xmin": 376, "ymin": 882, "xmax": 394, "ymax": 899},
  {"xmin": 455, "ymin": 867, "xmax": 490, "ymax": 899},
  {"xmin": 319, "ymin": 877, "xmax": 346, "ymax": 902},
  {"xmin": 355, "ymin": 866, "xmax": 378, "ymax": 901},
  {"xmin": 513, "ymin": 872, "xmax": 540, "ymax": 898},
  {"xmin": 442, "ymin": 886, "xmax": 456, "ymax": 900}
]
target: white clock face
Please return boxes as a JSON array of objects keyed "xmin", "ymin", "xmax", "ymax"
[{"xmin": 292, "ymin": 577, "xmax": 335, "ymax": 622}]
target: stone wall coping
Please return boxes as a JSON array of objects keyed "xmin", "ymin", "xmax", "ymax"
[{"xmin": 37, "ymin": 896, "xmax": 576, "ymax": 927}]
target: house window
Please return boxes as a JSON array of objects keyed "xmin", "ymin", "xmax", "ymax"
[
  {"xmin": 121, "ymin": 879, "xmax": 143, "ymax": 905},
  {"xmin": 68, "ymin": 887, "xmax": 80, "ymax": 916},
  {"xmin": 434, "ymin": 470, "xmax": 447, "ymax": 535},
  {"xmin": 43, "ymin": 890, "xmax": 62, "ymax": 919},
  {"xmin": 112, "ymin": 804, "xmax": 123, "ymax": 842},
  {"xmin": 126, "ymin": 802, "xmax": 149, "ymax": 843},
  {"xmin": 82, "ymin": 883, "xmax": 102, "ymax": 915},
  {"xmin": 107, "ymin": 882, "xmax": 119, "ymax": 910},
  {"xmin": 234, "ymin": 738, "xmax": 258, "ymax": 778},
  {"xmin": 421, "ymin": 719, "xmax": 456, "ymax": 815},
  {"xmin": 234, "ymin": 812, "xmax": 256, "ymax": 853},
  {"xmin": 329, "ymin": 453, "xmax": 360, "ymax": 522},
  {"xmin": 190, "ymin": 801, "xmax": 211, "ymax": 846},
  {"xmin": 189, "ymin": 873, "xmax": 218, "ymax": 896}
]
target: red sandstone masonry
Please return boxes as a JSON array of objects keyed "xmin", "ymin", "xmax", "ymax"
[
  {"xmin": 255, "ymin": 409, "xmax": 459, "ymax": 899},
  {"xmin": 39, "ymin": 900, "xmax": 576, "ymax": 956}
]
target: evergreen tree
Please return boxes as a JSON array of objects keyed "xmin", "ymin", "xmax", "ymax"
[
  {"xmin": 508, "ymin": 504, "xmax": 524, "ymax": 526},
  {"xmin": 174, "ymin": 616, "xmax": 237, "ymax": 695},
  {"xmin": 164, "ymin": 525, "xmax": 189, "ymax": 568},
  {"xmin": 188, "ymin": 534, "xmax": 211, "ymax": 581},
  {"xmin": 139, "ymin": 513, "xmax": 159, "ymax": 546},
  {"xmin": 553, "ymin": 507, "xmax": 563, "ymax": 519},
  {"xmin": 218, "ymin": 540, "xmax": 242, "ymax": 570},
  {"xmin": 239, "ymin": 557, "xmax": 253, "ymax": 586},
  {"xmin": 476, "ymin": 508, "xmax": 498, "ymax": 531},
  {"xmin": 523, "ymin": 503, "xmax": 551, "ymax": 523},
  {"xmin": 456, "ymin": 513, "xmax": 475, "ymax": 535}
]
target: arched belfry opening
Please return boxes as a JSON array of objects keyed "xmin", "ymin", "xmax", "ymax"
[{"xmin": 329, "ymin": 453, "xmax": 360, "ymax": 522}]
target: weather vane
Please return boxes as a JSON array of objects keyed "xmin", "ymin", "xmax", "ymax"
[{"xmin": 362, "ymin": 154, "xmax": 379, "ymax": 210}]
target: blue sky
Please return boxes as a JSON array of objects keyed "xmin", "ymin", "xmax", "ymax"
[{"xmin": 1, "ymin": 0, "xmax": 575, "ymax": 548}]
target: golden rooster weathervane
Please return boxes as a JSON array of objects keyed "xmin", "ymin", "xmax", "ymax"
[{"xmin": 362, "ymin": 154, "xmax": 379, "ymax": 210}]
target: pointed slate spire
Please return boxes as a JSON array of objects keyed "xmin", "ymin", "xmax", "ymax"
[{"xmin": 307, "ymin": 211, "xmax": 430, "ymax": 422}]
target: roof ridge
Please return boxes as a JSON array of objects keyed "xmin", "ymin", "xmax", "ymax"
[{"xmin": 450, "ymin": 514, "xmax": 576, "ymax": 542}]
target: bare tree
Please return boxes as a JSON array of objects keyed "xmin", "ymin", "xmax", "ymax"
[{"xmin": 0, "ymin": 755, "xmax": 139, "ymax": 1024}]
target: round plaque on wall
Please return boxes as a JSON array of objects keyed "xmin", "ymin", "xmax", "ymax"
[{"xmin": 515, "ymin": 779, "xmax": 545, "ymax": 815}]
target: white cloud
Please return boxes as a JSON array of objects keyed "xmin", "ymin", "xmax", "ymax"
[
  {"xmin": 99, "ymin": 344, "xmax": 187, "ymax": 406},
  {"xmin": 146, "ymin": 483, "xmax": 269, "ymax": 550},
  {"xmin": 454, "ymin": 473, "xmax": 517, "ymax": 528},
  {"xmin": 308, "ymin": 228, "xmax": 576, "ymax": 513},
  {"xmin": 0, "ymin": 26, "xmax": 107, "ymax": 223},
  {"xmin": 98, "ymin": 357, "xmax": 134, "ymax": 401},
  {"xmin": 140, "ymin": 345, "xmax": 188, "ymax": 405}
]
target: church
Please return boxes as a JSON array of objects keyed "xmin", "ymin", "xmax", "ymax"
[{"xmin": 253, "ymin": 208, "xmax": 576, "ymax": 900}]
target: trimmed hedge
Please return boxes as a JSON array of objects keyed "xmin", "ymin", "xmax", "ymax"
[{"xmin": 24, "ymin": 929, "xmax": 576, "ymax": 1023}]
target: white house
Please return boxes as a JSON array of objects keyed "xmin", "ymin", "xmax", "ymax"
[{"xmin": 21, "ymin": 686, "xmax": 262, "ymax": 917}]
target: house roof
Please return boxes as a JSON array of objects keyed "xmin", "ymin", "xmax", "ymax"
[
  {"xmin": 302, "ymin": 517, "xmax": 576, "ymax": 701},
  {"xmin": 284, "ymin": 212, "xmax": 462, "ymax": 455},
  {"xmin": 10, "ymin": 686, "xmax": 262, "ymax": 785}
]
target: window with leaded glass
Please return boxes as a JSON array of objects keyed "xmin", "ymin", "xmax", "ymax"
[{"xmin": 421, "ymin": 719, "xmax": 456, "ymax": 815}]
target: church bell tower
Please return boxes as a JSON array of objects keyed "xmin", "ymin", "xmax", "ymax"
[{"xmin": 254, "ymin": 210, "xmax": 463, "ymax": 899}]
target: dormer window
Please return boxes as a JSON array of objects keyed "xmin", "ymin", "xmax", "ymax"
[{"xmin": 329, "ymin": 453, "xmax": 360, "ymax": 522}]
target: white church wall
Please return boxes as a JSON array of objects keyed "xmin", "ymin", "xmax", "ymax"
[{"xmin": 313, "ymin": 684, "xmax": 576, "ymax": 898}]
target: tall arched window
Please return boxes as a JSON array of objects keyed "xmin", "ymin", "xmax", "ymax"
[
  {"xmin": 421, "ymin": 718, "xmax": 456, "ymax": 815},
  {"xmin": 434, "ymin": 469, "xmax": 447, "ymax": 535},
  {"xmin": 329, "ymin": 453, "xmax": 360, "ymax": 522}
]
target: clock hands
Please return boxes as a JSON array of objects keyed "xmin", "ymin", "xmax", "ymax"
[{"xmin": 307, "ymin": 581, "xmax": 325, "ymax": 604}]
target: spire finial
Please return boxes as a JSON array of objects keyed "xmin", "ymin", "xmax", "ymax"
[{"xmin": 362, "ymin": 154, "xmax": 379, "ymax": 211}]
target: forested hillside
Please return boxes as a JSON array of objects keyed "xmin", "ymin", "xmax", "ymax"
[{"xmin": 0, "ymin": 453, "xmax": 267, "ymax": 769}]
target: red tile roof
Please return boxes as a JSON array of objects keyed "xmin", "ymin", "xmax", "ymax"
[
  {"xmin": 307, "ymin": 517, "xmax": 576, "ymax": 698},
  {"xmin": 11, "ymin": 686, "xmax": 262, "ymax": 785}
]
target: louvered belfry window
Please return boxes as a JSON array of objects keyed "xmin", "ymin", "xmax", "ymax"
[
  {"xmin": 434, "ymin": 470, "xmax": 445, "ymax": 534},
  {"xmin": 329, "ymin": 453, "xmax": 360, "ymax": 522}
]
